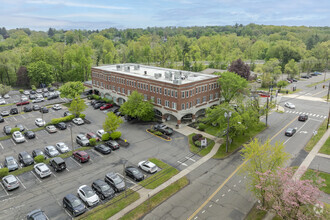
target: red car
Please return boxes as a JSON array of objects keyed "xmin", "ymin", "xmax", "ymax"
[
  {"xmin": 86, "ymin": 132, "xmax": 100, "ymax": 142},
  {"xmin": 72, "ymin": 151, "xmax": 90, "ymax": 163},
  {"xmin": 100, "ymin": 104, "xmax": 113, "ymax": 110},
  {"xmin": 16, "ymin": 101, "xmax": 30, "ymax": 106}
]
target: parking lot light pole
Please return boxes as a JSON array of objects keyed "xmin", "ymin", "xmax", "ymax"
[
  {"xmin": 122, "ymin": 159, "xmax": 128, "ymax": 198},
  {"xmin": 68, "ymin": 124, "xmax": 73, "ymax": 151},
  {"xmin": 224, "ymin": 111, "xmax": 231, "ymax": 153}
]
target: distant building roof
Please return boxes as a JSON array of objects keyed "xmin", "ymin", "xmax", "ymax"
[{"xmin": 201, "ymin": 68, "xmax": 227, "ymax": 75}]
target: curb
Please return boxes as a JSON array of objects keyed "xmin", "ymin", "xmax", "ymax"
[{"xmin": 146, "ymin": 129, "xmax": 172, "ymax": 141}]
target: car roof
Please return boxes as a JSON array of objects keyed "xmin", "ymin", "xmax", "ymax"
[
  {"xmin": 36, "ymin": 163, "xmax": 48, "ymax": 171},
  {"xmin": 51, "ymin": 157, "xmax": 65, "ymax": 163},
  {"xmin": 65, "ymin": 193, "xmax": 78, "ymax": 201},
  {"xmin": 5, "ymin": 156, "xmax": 15, "ymax": 160},
  {"xmin": 19, "ymin": 151, "xmax": 29, "ymax": 156},
  {"xmin": 75, "ymin": 150, "xmax": 87, "ymax": 155},
  {"xmin": 3, "ymin": 174, "xmax": 17, "ymax": 181},
  {"xmin": 94, "ymin": 179, "xmax": 106, "ymax": 186},
  {"xmin": 106, "ymin": 172, "xmax": 116, "ymax": 178},
  {"xmin": 144, "ymin": 161, "xmax": 155, "ymax": 167}
]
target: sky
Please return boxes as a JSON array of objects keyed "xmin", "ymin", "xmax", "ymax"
[{"xmin": 0, "ymin": 0, "xmax": 329, "ymax": 31}]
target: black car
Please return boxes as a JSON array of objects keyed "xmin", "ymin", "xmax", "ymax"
[
  {"xmin": 94, "ymin": 144, "xmax": 111, "ymax": 155},
  {"xmin": 91, "ymin": 100, "xmax": 105, "ymax": 106},
  {"xmin": 91, "ymin": 179, "xmax": 115, "ymax": 200},
  {"xmin": 63, "ymin": 111, "xmax": 72, "ymax": 117},
  {"xmin": 47, "ymin": 94, "xmax": 58, "ymax": 100},
  {"xmin": 26, "ymin": 209, "xmax": 48, "ymax": 220},
  {"xmin": 15, "ymin": 124, "xmax": 25, "ymax": 132},
  {"xmin": 40, "ymin": 107, "xmax": 49, "ymax": 113},
  {"xmin": 285, "ymin": 128, "xmax": 297, "ymax": 137},
  {"xmin": 3, "ymin": 125, "xmax": 11, "ymax": 135},
  {"xmin": 105, "ymin": 140, "xmax": 120, "ymax": 150},
  {"xmin": 49, "ymin": 157, "xmax": 66, "ymax": 172},
  {"xmin": 125, "ymin": 166, "xmax": 144, "ymax": 182},
  {"xmin": 301, "ymin": 75, "xmax": 310, "ymax": 79},
  {"xmin": 63, "ymin": 194, "xmax": 86, "ymax": 217},
  {"xmin": 93, "ymin": 102, "xmax": 104, "ymax": 109},
  {"xmin": 10, "ymin": 108, "xmax": 18, "ymax": 114},
  {"xmin": 18, "ymin": 151, "xmax": 34, "ymax": 167},
  {"xmin": 0, "ymin": 116, "xmax": 4, "ymax": 123},
  {"xmin": 32, "ymin": 149, "xmax": 45, "ymax": 159},
  {"xmin": 29, "ymin": 94, "xmax": 36, "ymax": 100},
  {"xmin": 55, "ymin": 122, "xmax": 67, "ymax": 130},
  {"xmin": 105, "ymin": 172, "xmax": 126, "ymax": 192},
  {"xmin": 33, "ymin": 105, "xmax": 41, "ymax": 111},
  {"xmin": 24, "ymin": 131, "xmax": 36, "ymax": 139},
  {"xmin": 24, "ymin": 106, "xmax": 32, "ymax": 112},
  {"xmin": 298, "ymin": 114, "xmax": 308, "ymax": 122}
]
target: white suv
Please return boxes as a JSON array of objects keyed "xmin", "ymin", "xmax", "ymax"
[
  {"xmin": 77, "ymin": 185, "xmax": 100, "ymax": 207},
  {"xmin": 34, "ymin": 163, "xmax": 51, "ymax": 178},
  {"xmin": 12, "ymin": 131, "xmax": 25, "ymax": 143}
]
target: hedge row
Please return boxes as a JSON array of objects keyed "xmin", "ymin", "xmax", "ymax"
[
  {"xmin": 50, "ymin": 115, "xmax": 75, "ymax": 125},
  {"xmin": 88, "ymin": 94, "xmax": 114, "ymax": 104}
]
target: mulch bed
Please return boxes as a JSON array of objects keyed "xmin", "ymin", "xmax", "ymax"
[{"xmin": 117, "ymin": 138, "xmax": 130, "ymax": 147}]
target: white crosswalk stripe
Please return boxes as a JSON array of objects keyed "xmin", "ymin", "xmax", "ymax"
[
  {"xmin": 286, "ymin": 111, "xmax": 327, "ymax": 119},
  {"xmin": 316, "ymin": 115, "xmax": 319, "ymax": 117},
  {"xmin": 313, "ymin": 114, "xmax": 316, "ymax": 116}
]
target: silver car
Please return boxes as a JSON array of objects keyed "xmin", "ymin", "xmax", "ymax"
[
  {"xmin": 12, "ymin": 131, "xmax": 25, "ymax": 143},
  {"xmin": 2, "ymin": 175, "xmax": 19, "ymax": 191},
  {"xmin": 76, "ymin": 134, "xmax": 90, "ymax": 146},
  {"xmin": 44, "ymin": 146, "xmax": 60, "ymax": 157},
  {"xmin": 56, "ymin": 142, "xmax": 70, "ymax": 153},
  {"xmin": 4, "ymin": 156, "xmax": 19, "ymax": 171}
]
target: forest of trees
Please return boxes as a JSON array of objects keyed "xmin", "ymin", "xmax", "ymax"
[{"xmin": 0, "ymin": 24, "xmax": 329, "ymax": 88}]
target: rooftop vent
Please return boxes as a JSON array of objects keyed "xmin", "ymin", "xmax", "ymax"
[
  {"xmin": 164, "ymin": 71, "xmax": 172, "ymax": 80},
  {"xmin": 124, "ymin": 65, "xmax": 130, "ymax": 72},
  {"xmin": 173, "ymin": 79, "xmax": 182, "ymax": 85},
  {"xmin": 154, "ymin": 73, "xmax": 162, "ymax": 79},
  {"xmin": 116, "ymin": 64, "xmax": 122, "ymax": 70},
  {"xmin": 174, "ymin": 71, "xmax": 181, "ymax": 80},
  {"xmin": 134, "ymin": 64, "xmax": 140, "ymax": 70},
  {"xmin": 144, "ymin": 71, "xmax": 147, "ymax": 75}
]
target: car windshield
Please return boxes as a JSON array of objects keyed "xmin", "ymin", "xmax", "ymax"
[
  {"xmin": 72, "ymin": 198, "xmax": 82, "ymax": 207},
  {"xmin": 131, "ymin": 169, "xmax": 139, "ymax": 174},
  {"xmin": 90, "ymin": 134, "xmax": 96, "ymax": 138},
  {"xmin": 100, "ymin": 184, "xmax": 110, "ymax": 191},
  {"xmin": 83, "ymin": 188, "xmax": 95, "ymax": 197},
  {"xmin": 23, "ymin": 154, "xmax": 31, "ymax": 159},
  {"xmin": 112, "ymin": 175, "xmax": 122, "ymax": 184},
  {"xmin": 49, "ymin": 147, "xmax": 56, "ymax": 152},
  {"xmin": 7, "ymin": 160, "xmax": 16, "ymax": 165}
]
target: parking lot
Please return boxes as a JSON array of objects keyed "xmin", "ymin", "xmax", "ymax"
[{"xmin": 0, "ymin": 96, "xmax": 197, "ymax": 219}]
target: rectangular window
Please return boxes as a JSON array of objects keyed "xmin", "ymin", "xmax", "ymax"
[
  {"xmin": 157, "ymin": 98, "xmax": 161, "ymax": 105},
  {"xmin": 159, "ymin": 88, "xmax": 162, "ymax": 94},
  {"xmin": 138, "ymin": 83, "xmax": 140, "ymax": 88},
  {"xmin": 210, "ymin": 94, "xmax": 213, "ymax": 100},
  {"xmin": 146, "ymin": 85, "xmax": 148, "ymax": 90},
  {"xmin": 171, "ymin": 90, "xmax": 174, "ymax": 97},
  {"xmin": 197, "ymin": 98, "xmax": 200, "ymax": 104},
  {"xmin": 181, "ymin": 104, "xmax": 185, "ymax": 110},
  {"xmin": 172, "ymin": 102, "xmax": 177, "ymax": 109},
  {"xmin": 167, "ymin": 89, "xmax": 170, "ymax": 96},
  {"xmin": 190, "ymin": 90, "xmax": 192, "ymax": 96},
  {"xmin": 101, "ymin": 82, "xmax": 103, "ymax": 87},
  {"xmin": 186, "ymin": 91, "xmax": 189, "ymax": 98},
  {"xmin": 203, "ymin": 96, "xmax": 206, "ymax": 102},
  {"xmin": 143, "ymin": 84, "xmax": 146, "ymax": 90},
  {"xmin": 215, "ymin": 93, "xmax": 219, "ymax": 99},
  {"xmin": 144, "ymin": 94, "xmax": 147, "ymax": 100},
  {"xmin": 153, "ymin": 87, "xmax": 156, "ymax": 93},
  {"xmin": 205, "ymin": 85, "xmax": 207, "ymax": 91},
  {"xmin": 165, "ymin": 100, "xmax": 170, "ymax": 107},
  {"xmin": 199, "ymin": 87, "xmax": 201, "ymax": 93},
  {"xmin": 122, "ymin": 88, "xmax": 125, "ymax": 93},
  {"xmin": 202, "ymin": 86, "xmax": 204, "ymax": 92},
  {"xmin": 212, "ymin": 84, "xmax": 214, "ymax": 89},
  {"xmin": 182, "ymin": 91, "xmax": 185, "ymax": 98},
  {"xmin": 128, "ymin": 90, "xmax": 131, "ymax": 95},
  {"xmin": 175, "ymin": 91, "xmax": 177, "ymax": 98},
  {"xmin": 150, "ymin": 85, "xmax": 153, "ymax": 92},
  {"xmin": 164, "ymin": 88, "xmax": 167, "ymax": 95},
  {"xmin": 151, "ymin": 96, "xmax": 155, "ymax": 102},
  {"xmin": 156, "ymin": 87, "xmax": 159, "ymax": 93},
  {"xmin": 186, "ymin": 102, "xmax": 189, "ymax": 109}
]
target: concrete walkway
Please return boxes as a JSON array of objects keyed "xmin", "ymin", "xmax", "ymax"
[{"xmin": 109, "ymin": 127, "xmax": 222, "ymax": 219}]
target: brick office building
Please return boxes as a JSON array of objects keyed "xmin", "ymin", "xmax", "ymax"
[{"xmin": 91, "ymin": 64, "xmax": 220, "ymax": 126}]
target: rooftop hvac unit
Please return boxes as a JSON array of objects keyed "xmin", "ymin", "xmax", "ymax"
[
  {"xmin": 164, "ymin": 71, "xmax": 172, "ymax": 80},
  {"xmin": 124, "ymin": 65, "xmax": 130, "ymax": 72},
  {"xmin": 173, "ymin": 79, "xmax": 182, "ymax": 85},
  {"xmin": 174, "ymin": 71, "xmax": 181, "ymax": 80},
  {"xmin": 154, "ymin": 73, "xmax": 162, "ymax": 79},
  {"xmin": 134, "ymin": 64, "xmax": 140, "ymax": 70},
  {"xmin": 116, "ymin": 64, "xmax": 122, "ymax": 70}
]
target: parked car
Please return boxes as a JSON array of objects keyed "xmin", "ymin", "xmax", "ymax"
[
  {"xmin": 49, "ymin": 157, "xmax": 66, "ymax": 172},
  {"xmin": 24, "ymin": 106, "xmax": 32, "ymax": 112},
  {"xmin": 43, "ymin": 88, "xmax": 48, "ymax": 92},
  {"xmin": 105, "ymin": 172, "xmax": 125, "ymax": 192},
  {"xmin": 12, "ymin": 131, "xmax": 25, "ymax": 143},
  {"xmin": 35, "ymin": 118, "xmax": 46, "ymax": 127},
  {"xmin": 94, "ymin": 144, "xmax": 111, "ymax": 155},
  {"xmin": 76, "ymin": 134, "xmax": 90, "ymax": 146},
  {"xmin": 3, "ymin": 94, "xmax": 10, "ymax": 99},
  {"xmin": 313, "ymin": 71, "xmax": 322, "ymax": 75},
  {"xmin": 63, "ymin": 111, "xmax": 72, "ymax": 117},
  {"xmin": 0, "ymin": 99, "xmax": 6, "ymax": 105},
  {"xmin": 24, "ymin": 130, "xmax": 36, "ymax": 139},
  {"xmin": 45, "ymin": 125, "xmax": 57, "ymax": 133},
  {"xmin": 92, "ymin": 179, "xmax": 115, "ymax": 200},
  {"xmin": 93, "ymin": 102, "xmax": 104, "ymax": 109},
  {"xmin": 4, "ymin": 156, "xmax": 19, "ymax": 171},
  {"xmin": 52, "ymin": 104, "xmax": 61, "ymax": 110},
  {"xmin": 36, "ymin": 89, "xmax": 42, "ymax": 93},
  {"xmin": 100, "ymin": 103, "xmax": 113, "ymax": 110},
  {"xmin": 40, "ymin": 107, "xmax": 49, "ymax": 113},
  {"xmin": 32, "ymin": 97, "xmax": 44, "ymax": 103},
  {"xmin": 18, "ymin": 151, "xmax": 34, "ymax": 167},
  {"xmin": 43, "ymin": 92, "xmax": 49, "ymax": 98},
  {"xmin": 15, "ymin": 124, "xmax": 25, "ymax": 132},
  {"xmin": 96, "ymin": 129, "xmax": 106, "ymax": 138},
  {"xmin": 44, "ymin": 145, "xmax": 60, "ymax": 157},
  {"xmin": 301, "ymin": 75, "xmax": 310, "ymax": 79},
  {"xmin": 0, "ymin": 116, "xmax": 4, "ymax": 123},
  {"xmin": 3, "ymin": 125, "xmax": 11, "ymax": 135},
  {"xmin": 105, "ymin": 140, "xmax": 120, "ymax": 150},
  {"xmin": 30, "ymin": 90, "xmax": 36, "ymax": 94},
  {"xmin": 285, "ymin": 128, "xmax": 297, "ymax": 137},
  {"xmin": 154, "ymin": 124, "xmax": 174, "ymax": 135},
  {"xmin": 78, "ymin": 185, "xmax": 100, "ymax": 207},
  {"xmin": 86, "ymin": 132, "xmax": 100, "ymax": 141},
  {"xmin": 34, "ymin": 163, "xmax": 51, "ymax": 178},
  {"xmin": 47, "ymin": 94, "xmax": 58, "ymax": 100},
  {"xmin": 125, "ymin": 166, "xmax": 144, "ymax": 181},
  {"xmin": 10, "ymin": 108, "xmax": 18, "ymax": 114},
  {"xmin": 23, "ymin": 90, "xmax": 30, "ymax": 95},
  {"xmin": 73, "ymin": 151, "xmax": 90, "ymax": 163},
  {"xmin": 2, "ymin": 175, "xmax": 19, "ymax": 191},
  {"xmin": 16, "ymin": 100, "xmax": 29, "ymax": 106},
  {"xmin": 138, "ymin": 160, "xmax": 158, "ymax": 173},
  {"xmin": 55, "ymin": 122, "xmax": 67, "ymax": 130},
  {"xmin": 63, "ymin": 194, "xmax": 86, "ymax": 217},
  {"xmin": 73, "ymin": 118, "xmax": 84, "ymax": 125},
  {"xmin": 26, "ymin": 209, "xmax": 48, "ymax": 220},
  {"xmin": 284, "ymin": 102, "xmax": 295, "ymax": 109},
  {"xmin": 29, "ymin": 94, "xmax": 36, "ymax": 100},
  {"xmin": 49, "ymin": 87, "xmax": 55, "ymax": 92},
  {"xmin": 1, "ymin": 110, "xmax": 9, "ymax": 116},
  {"xmin": 32, "ymin": 149, "xmax": 45, "ymax": 159},
  {"xmin": 33, "ymin": 105, "xmax": 41, "ymax": 111},
  {"xmin": 91, "ymin": 100, "xmax": 105, "ymax": 106},
  {"xmin": 298, "ymin": 114, "xmax": 308, "ymax": 122},
  {"xmin": 55, "ymin": 142, "xmax": 70, "ymax": 153}
]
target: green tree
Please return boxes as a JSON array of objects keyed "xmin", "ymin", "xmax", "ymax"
[
  {"xmin": 277, "ymin": 80, "xmax": 289, "ymax": 91},
  {"xmin": 120, "ymin": 91, "xmax": 155, "ymax": 121},
  {"xmin": 69, "ymin": 97, "xmax": 87, "ymax": 117},
  {"xmin": 300, "ymin": 57, "xmax": 318, "ymax": 74},
  {"xmin": 103, "ymin": 112, "xmax": 123, "ymax": 133},
  {"xmin": 0, "ymin": 84, "xmax": 12, "ymax": 96},
  {"xmin": 240, "ymin": 138, "xmax": 290, "ymax": 206},
  {"xmin": 59, "ymin": 81, "xmax": 85, "ymax": 99},
  {"xmin": 262, "ymin": 58, "xmax": 282, "ymax": 81},
  {"xmin": 27, "ymin": 60, "xmax": 53, "ymax": 86},
  {"xmin": 218, "ymin": 71, "xmax": 248, "ymax": 103},
  {"xmin": 285, "ymin": 59, "xmax": 299, "ymax": 78}
]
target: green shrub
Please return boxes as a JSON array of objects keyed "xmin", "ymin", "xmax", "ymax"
[
  {"xmin": 34, "ymin": 155, "xmax": 45, "ymax": 163},
  {"xmin": 154, "ymin": 131, "xmax": 163, "ymax": 136},
  {"xmin": 51, "ymin": 118, "xmax": 60, "ymax": 125},
  {"xmin": 19, "ymin": 89, "xmax": 24, "ymax": 94},
  {"xmin": 92, "ymin": 94, "xmax": 101, "ymax": 100},
  {"xmin": 102, "ymin": 133, "xmax": 110, "ymax": 141},
  {"xmin": 64, "ymin": 115, "xmax": 75, "ymax": 121},
  {"xmin": 0, "ymin": 168, "xmax": 9, "ymax": 178},
  {"xmin": 110, "ymin": 131, "xmax": 121, "ymax": 140},
  {"xmin": 31, "ymin": 85, "xmax": 36, "ymax": 91},
  {"xmin": 79, "ymin": 114, "xmax": 85, "ymax": 119},
  {"xmin": 149, "ymin": 129, "xmax": 155, "ymax": 133},
  {"xmin": 89, "ymin": 138, "xmax": 97, "ymax": 146},
  {"xmin": 10, "ymin": 127, "xmax": 20, "ymax": 134},
  {"xmin": 198, "ymin": 123, "xmax": 206, "ymax": 131},
  {"xmin": 194, "ymin": 141, "xmax": 201, "ymax": 148}
]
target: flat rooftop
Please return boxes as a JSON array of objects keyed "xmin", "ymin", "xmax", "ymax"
[{"xmin": 93, "ymin": 64, "xmax": 219, "ymax": 85}]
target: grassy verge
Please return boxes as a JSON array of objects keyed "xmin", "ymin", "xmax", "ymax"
[
  {"xmin": 121, "ymin": 177, "xmax": 189, "ymax": 220},
  {"xmin": 302, "ymin": 169, "xmax": 330, "ymax": 194},
  {"xmin": 139, "ymin": 158, "xmax": 179, "ymax": 189},
  {"xmin": 78, "ymin": 189, "xmax": 140, "ymax": 220},
  {"xmin": 245, "ymin": 204, "xmax": 267, "ymax": 220},
  {"xmin": 63, "ymin": 102, "xmax": 71, "ymax": 108},
  {"xmin": 319, "ymin": 136, "xmax": 330, "ymax": 155},
  {"xmin": 213, "ymin": 123, "xmax": 266, "ymax": 159},
  {"xmin": 304, "ymin": 119, "xmax": 327, "ymax": 152},
  {"xmin": 204, "ymin": 124, "xmax": 219, "ymax": 136},
  {"xmin": 322, "ymin": 95, "xmax": 329, "ymax": 102},
  {"xmin": 188, "ymin": 133, "xmax": 215, "ymax": 156},
  {"xmin": 306, "ymin": 78, "xmax": 330, "ymax": 88}
]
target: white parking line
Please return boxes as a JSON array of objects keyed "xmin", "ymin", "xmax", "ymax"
[
  {"xmin": 0, "ymin": 143, "xmax": 3, "ymax": 150},
  {"xmin": 21, "ymin": 114, "xmax": 26, "ymax": 119},
  {"xmin": 31, "ymin": 171, "xmax": 42, "ymax": 183},
  {"xmin": 313, "ymin": 114, "xmax": 316, "ymax": 116},
  {"xmin": 52, "ymin": 173, "xmax": 56, "ymax": 178},
  {"xmin": 201, "ymin": 210, "xmax": 205, "ymax": 214},
  {"xmin": 70, "ymin": 157, "xmax": 82, "ymax": 167},
  {"xmin": 92, "ymin": 149, "xmax": 104, "ymax": 157},
  {"xmin": 177, "ymin": 161, "xmax": 188, "ymax": 166},
  {"xmin": 10, "ymin": 139, "xmax": 16, "ymax": 146},
  {"xmin": 89, "ymin": 158, "xmax": 94, "ymax": 163},
  {"xmin": 316, "ymin": 115, "xmax": 319, "ymax": 117},
  {"xmin": 16, "ymin": 177, "xmax": 26, "ymax": 189},
  {"xmin": 215, "ymin": 199, "xmax": 219, "ymax": 202},
  {"xmin": 0, "ymin": 183, "xmax": 9, "ymax": 195},
  {"xmin": 185, "ymin": 157, "xmax": 196, "ymax": 162},
  {"xmin": 12, "ymin": 117, "xmax": 17, "ymax": 121},
  {"xmin": 66, "ymin": 168, "xmax": 70, "ymax": 172}
]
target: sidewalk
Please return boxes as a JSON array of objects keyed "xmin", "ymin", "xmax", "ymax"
[{"xmin": 110, "ymin": 127, "xmax": 222, "ymax": 219}]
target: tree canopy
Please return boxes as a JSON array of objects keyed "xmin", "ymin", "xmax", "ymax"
[
  {"xmin": 103, "ymin": 112, "xmax": 123, "ymax": 133},
  {"xmin": 59, "ymin": 81, "xmax": 85, "ymax": 99},
  {"xmin": 68, "ymin": 96, "xmax": 87, "ymax": 117},
  {"xmin": 217, "ymin": 71, "xmax": 248, "ymax": 103}
]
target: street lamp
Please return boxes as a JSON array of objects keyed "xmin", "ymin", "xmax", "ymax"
[
  {"xmin": 224, "ymin": 111, "xmax": 231, "ymax": 153},
  {"xmin": 68, "ymin": 124, "xmax": 73, "ymax": 151},
  {"xmin": 121, "ymin": 159, "xmax": 128, "ymax": 197}
]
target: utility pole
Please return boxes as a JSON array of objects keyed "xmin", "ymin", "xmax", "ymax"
[
  {"xmin": 69, "ymin": 124, "xmax": 73, "ymax": 151},
  {"xmin": 122, "ymin": 159, "xmax": 127, "ymax": 198},
  {"xmin": 266, "ymin": 86, "xmax": 270, "ymax": 127},
  {"xmin": 224, "ymin": 112, "xmax": 231, "ymax": 153},
  {"xmin": 327, "ymin": 107, "xmax": 329, "ymax": 130},
  {"xmin": 327, "ymin": 80, "xmax": 330, "ymax": 103}
]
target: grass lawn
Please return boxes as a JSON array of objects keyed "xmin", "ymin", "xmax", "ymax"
[
  {"xmin": 121, "ymin": 177, "xmax": 189, "ymax": 220},
  {"xmin": 322, "ymin": 95, "xmax": 329, "ymax": 102},
  {"xmin": 302, "ymin": 169, "xmax": 330, "ymax": 194},
  {"xmin": 188, "ymin": 133, "xmax": 215, "ymax": 157},
  {"xmin": 213, "ymin": 123, "xmax": 266, "ymax": 159},
  {"xmin": 306, "ymin": 78, "xmax": 330, "ymax": 88},
  {"xmin": 304, "ymin": 119, "xmax": 328, "ymax": 152},
  {"xmin": 78, "ymin": 189, "xmax": 140, "ymax": 220},
  {"xmin": 204, "ymin": 124, "xmax": 219, "ymax": 136},
  {"xmin": 319, "ymin": 136, "xmax": 330, "ymax": 155},
  {"xmin": 139, "ymin": 158, "xmax": 179, "ymax": 189}
]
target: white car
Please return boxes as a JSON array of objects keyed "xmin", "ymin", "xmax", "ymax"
[
  {"xmin": 3, "ymin": 94, "xmax": 10, "ymax": 99},
  {"xmin": 138, "ymin": 160, "xmax": 158, "ymax": 173},
  {"xmin": 23, "ymin": 91, "xmax": 30, "ymax": 95},
  {"xmin": 96, "ymin": 129, "xmax": 105, "ymax": 138},
  {"xmin": 36, "ymin": 94, "xmax": 43, "ymax": 98},
  {"xmin": 36, "ymin": 89, "xmax": 42, "ymax": 93},
  {"xmin": 77, "ymin": 185, "xmax": 100, "ymax": 207},
  {"xmin": 32, "ymin": 97, "xmax": 44, "ymax": 103},
  {"xmin": 284, "ymin": 102, "xmax": 295, "ymax": 109},
  {"xmin": 21, "ymin": 96, "xmax": 28, "ymax": 102},
  {"xmin": 56, "ymin": 142, "xmax": 70, "ymax": 153},
  {"xmin": 12, "ymin": 131, "xmax": 25, "ymax": 143},
  {"xmin": 34, "ymin": 163, "xmax": 51, "ymax": 178},
  {"xmin": 73, "ymin": 118, "xmax": 84, "ymax": 125},
  {"xmin": 0, "ymin": 99, "xmax": 6, "ymax": 105},
  {"xmin": 35, "ymin": 118, "xmax": 46, "ymax": 127},
  {"xmin": 52, "ymin": 104, "xmax": 61, "ymax": 110}
]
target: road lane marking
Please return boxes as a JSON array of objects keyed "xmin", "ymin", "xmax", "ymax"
[
  {"xmin": 13, "ymin": 117, "xmax": 17, "ymax": 121},
  {"xmin": 0, "ymin": 143, "xmax": 3, "ymax": 149},
  {"xmin": 0, "ymin": 183, "xmax": 9, "ymax": 195},
  {"xmin": 177, "ymin": 161, "xmax": 188, "ymax": 166},
  {"xmin": 228, "ymin": 189, "xmax": 231, "ymax": 192},
  {"xmin": 269, "ymin": 116, "xmax": 299, "ymax": 142},
  {"xmin": 16, "ymin": 177, "xmax": 26, "ymax": 189},
  {"xmin": 222, "ymin": 194, "xmax": 225, "ymax": 197},
  {"xmin": 52, "ymin": 173, "xmax": 56, "ymax": 177},
  {"xmin": 11, "ymin": 139, "xmax": 16, "ymax": 146},
  {"xmin": 233, "ymin": 184, "xmax": 236, "ymax": 187},
  {"xmin": 21, "ymin": 114, "xmax": 25, "ymax": 119},
  {"xmin": 209, "ymin": 204, "xmax": 212, "ymax": 208},
  {"xmin": 185, "ymin": 157, "xmax": 196, "ymax": 162},
  {"xmin": 201, "ymin": 210, "xmax": 205, "ymax": 214},
  {"xmin": 313, "ymin": 114, "xmax": 316, "ymax": 116},
  {"xmin": 316, "ymin": 115, "xmax": 319, "ymax": 117},
  {"xmin": 215, "ymin": 199, "xmax": 219, "ymax": 202}
]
